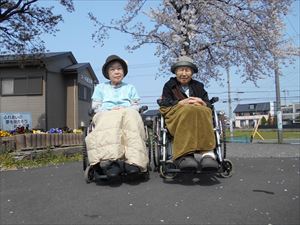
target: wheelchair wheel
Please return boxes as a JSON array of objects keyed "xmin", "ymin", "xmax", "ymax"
[
  {"xmin": 159, "ymin": 162, "xmax": 177, "ymax": 179},
  {"xmin": 219, "ymin": 116, "xmax": 227, "ymax": 159},
  {"xmin": 219, "ymin": 159, "xmax": 233, "ymax": 178},
  {"xmin": 152, "ymin": 139, "xmax": 161, "ymax": 171},
  {"xmin": 152, "ymin": 117, "xmax": 161, "ymax": 171},
  {"xmin": 82, "ymin": 143, "xmax": 89, "ymax": 171},
  {"xmin": 84, "ymin": 165, "xmax": 94, "ymax": 183},
  {"xmin": 144, "ymin": 125, "xmax": 153, "ymax": 169},
  {"xmin": 82, "ymin": 124, "xmax": 93, "ymax": 171}
]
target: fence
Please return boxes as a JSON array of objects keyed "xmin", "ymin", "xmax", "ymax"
[{"xmin": 0, "ymin": 133, "xmax": 84, "ymax": 153}]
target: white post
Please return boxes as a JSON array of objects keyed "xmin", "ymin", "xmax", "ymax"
[
  {"xmin": 274, "ymin": 57, "xmax": 283, "ymax": 143},
  {"xmin": 227, "ymin": 66, "xmax": 233, "ymax": 138}
]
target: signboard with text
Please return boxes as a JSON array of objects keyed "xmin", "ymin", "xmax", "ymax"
[{"xmin": 0, "ymin": 112, "xmax": 32, "ymax": 131}]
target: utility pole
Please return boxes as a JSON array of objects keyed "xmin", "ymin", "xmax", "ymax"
[
  {"xmin": 226, "ymin": 66, "xmax": 233, "ymax": 138},
  {"xmin": 274, "ymin": 56, "xmax": 283, "ymax": 143}
]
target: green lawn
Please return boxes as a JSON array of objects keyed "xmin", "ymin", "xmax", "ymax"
[
  {"xmin": 226, "ymin": 129, "xmax": 300, "ymax": 140},
  {"xmin": 0, "ymin": 151, "xmax": 82, "ymax": 170}
]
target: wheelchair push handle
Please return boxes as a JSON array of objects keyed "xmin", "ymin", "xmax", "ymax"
[
  {"xmin": 209, "ymin": 97, "xmax": 219, "ymax": 105},
  {"xmin": 139, "ymin": 105, "xmax": 148, "ymax": 113}
]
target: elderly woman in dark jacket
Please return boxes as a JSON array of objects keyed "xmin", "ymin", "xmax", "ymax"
[{"xmin": 159, "ymin": 56, "xmax": 218, "ymax": 171}]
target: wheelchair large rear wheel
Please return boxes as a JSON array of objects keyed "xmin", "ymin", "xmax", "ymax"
[
  {"xmin": 218, "ymin": 115, "xmax": 227, "ymax": 160},
  {"xmin": 82, "ymin": 143, "xmax": 89, "ymax": 171},
  {"xmin": 151, "ymin": 117, "xmax": 162, "ymax": 171},
  {"xmin": 152, "ymin": 139, "xmax": 161, "ymax": 171}
]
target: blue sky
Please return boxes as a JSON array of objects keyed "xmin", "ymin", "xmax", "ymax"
[{"xmin": 39, "ymin": 0, "xmax": 300, "ymax": 113}]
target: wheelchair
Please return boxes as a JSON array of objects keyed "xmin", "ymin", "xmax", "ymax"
[
  {"xmin": 150, "ymin": 97, "xmax": 233, "ymax": 179},
  {"xmin": 82, "ymin": 106, "xmax": 151, "ymax": 183}
]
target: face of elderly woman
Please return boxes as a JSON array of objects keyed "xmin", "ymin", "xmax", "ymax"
[
  {"xmin": 175, "ymin": 66, "xmax": 193, "ymax": 85},
  {"xmin": 107, "ymin": 61, "xmax": 124, "ymax": 85}
]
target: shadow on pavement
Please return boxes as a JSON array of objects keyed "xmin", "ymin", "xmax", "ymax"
[{"xmin": 162, "ymin": 173, "xmax": 222, "ymax": 186}]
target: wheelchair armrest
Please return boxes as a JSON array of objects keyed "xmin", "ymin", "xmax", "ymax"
[
  {"xmin": 139, "ymin": 105, "xmax": 148, "ymax": 114},
  {"xmin": 157, "ymin": 99, "xmax": 162, "ymax": 106},
  {"xmin": 209, "ymin": 97, "xmax": 219, "ymax": 105}
]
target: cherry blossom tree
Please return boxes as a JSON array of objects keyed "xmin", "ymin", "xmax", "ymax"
[
  {"xmin": 89, "ymin": 0, "xmax": 299, "ymax": 83},
  {"xmin": 0, "ymin": 0, "xmax": 74, "ymax": 54}
]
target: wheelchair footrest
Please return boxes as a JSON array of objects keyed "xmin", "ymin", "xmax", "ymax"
[
  {"xmin": 164, "ymin": 168, "xmax": 220, "ymax": 174},
  {"xmin": 97, "ymin": 174, "xmax": 109, "ymax": 180}
]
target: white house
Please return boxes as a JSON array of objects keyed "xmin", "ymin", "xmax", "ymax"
[{"xmin": 233, "ymin": 102, "xmax": 275, "ymax": 128}]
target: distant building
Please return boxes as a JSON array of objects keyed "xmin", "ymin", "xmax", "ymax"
[
  {"xmin": 233, "ymin": 102, "xmax": 275, "ymax": 128},
  {"xmin": 233, "ymin": 102, "xmax": 300, "ymax": 128},
  {"xmin": 281, "ymin": 103, "xmax": 300, "ymax": 124},
  {"xmin": 0, "ymin": 52, "xmax": 99, "ymax": 130}
]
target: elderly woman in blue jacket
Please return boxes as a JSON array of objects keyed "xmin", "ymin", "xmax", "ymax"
[{"xmin": 85, "ymin": 55, "xmax": 148, "ymax": 179}]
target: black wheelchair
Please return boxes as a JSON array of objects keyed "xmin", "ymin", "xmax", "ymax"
[
  {"xmin": 149, "ymin": 97, "xmax": 233, "ymax": 179},
  {"xmin": 82, "ymin": 106, "xmax": 151, "ymax": 183}
]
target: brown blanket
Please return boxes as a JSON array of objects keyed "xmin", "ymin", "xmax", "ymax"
[{"xmin": 160, "ymin": 104, "xmax": 216, "ymax": 160}]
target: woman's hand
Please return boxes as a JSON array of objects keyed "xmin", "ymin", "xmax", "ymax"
[
  {"xmin": 189, "ymin": 97, "xmax": 207, "ymax": 106},
  {"xmin": 178, "ymin": 98, "xmax": 190, "ymax": 105},
  {"xmin": 178, "ymin": 97, "xmax": 206, "ymax": 106}
]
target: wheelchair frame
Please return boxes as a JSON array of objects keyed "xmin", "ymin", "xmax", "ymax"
[
  {"xmin": 82, "ymin": 106, "xmax": 151, "ymax": 183},
  {"xmin": 150, "ymin": 97, "xmax": 233, "ymax": 179}
]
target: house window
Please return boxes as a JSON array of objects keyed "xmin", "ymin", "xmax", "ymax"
[
  {"xmin": 249, "ymin": 104, "xmax": 256, "ymax": 110},
  {"xmin": 240, "ymin": 120, "xmax": 246, "ymax": 127},
  {"xmin": 78, "ymin": 84, "xmax": 92, "ymax": 102},
  {"xmin": 249, "ymin": 120, "xmax": 255, "ymax": 127},
  {"xmin": 1, "ymin": 77, "xmax": 42, "ymax": 96},
  {"xmin": 1, "ymin": 79, "xmax": 14, "ymax": 95},
  {"xmin": 282, "ymin": 108, "xmax": 293, "ymax": 113}
]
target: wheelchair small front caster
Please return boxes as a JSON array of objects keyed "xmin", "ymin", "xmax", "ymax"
[
  {"xmin": 219, "ymin": 159, "xmax": 233, "ymax": 178},
  {"xmin": 160, "ymin": 162, "xmax": 178, "ymax": 179},
  {"xmin": 84, "ymin": 165, "xmax": 94, "ymax": 183}
]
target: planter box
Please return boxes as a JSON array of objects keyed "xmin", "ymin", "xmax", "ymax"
[
  {"xmin": 0, "ymin": 136, "xmax": 15, "ymax": 153},
  {"xmin": 0, "ymin": 133, "xmax": 84, "ymax": 151}
]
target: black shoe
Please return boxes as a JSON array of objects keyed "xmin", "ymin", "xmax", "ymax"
[
  {"xmin": 176, "ymin": 156, "xmax": 198, "ymax": 170},
  {"xmin": 94, "ymin": 167, "xmax": 103, "ymax": 181},
  {"xmin": 200, "ymin": 156, "xmax": 219, "ymax": 171},
  {"xmin": 124, "ymin": 163, "xmax": 140, "ymax": 175},
  {"xmin": 94, "ymin": 166, "xmax": 103, "ymax": 181},
  {"xmin": 105, "ymin": 162, "xmax": 122, "ymax": 178}
]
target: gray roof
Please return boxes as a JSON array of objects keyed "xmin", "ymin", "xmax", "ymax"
[
  {"xmin": 63, "ymin": 63, "xmax": 89, "ymax": 71},
  {"xmin": 63, "ymin": 63, "xmax": 98, "ymax": 84},
  {"xmin": 0, "ymin": 52, "xmax": 99, "ymax": 84},
  {"xmin": 233, "ymin": 102, "xmax": 271, "ymax": 113},
  {"xmin": 0, "ymin": 52, "xmax": 77, "ymax": 65}
]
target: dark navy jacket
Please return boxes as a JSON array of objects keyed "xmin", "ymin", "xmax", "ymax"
[{"xmin": 159, "ymin": 77, "xmax": 211, "ymax": 108}]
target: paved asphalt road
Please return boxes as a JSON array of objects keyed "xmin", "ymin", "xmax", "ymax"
[{"xmin": 1, "ymin": 143, "xmax": 299, "ymax": 225}]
